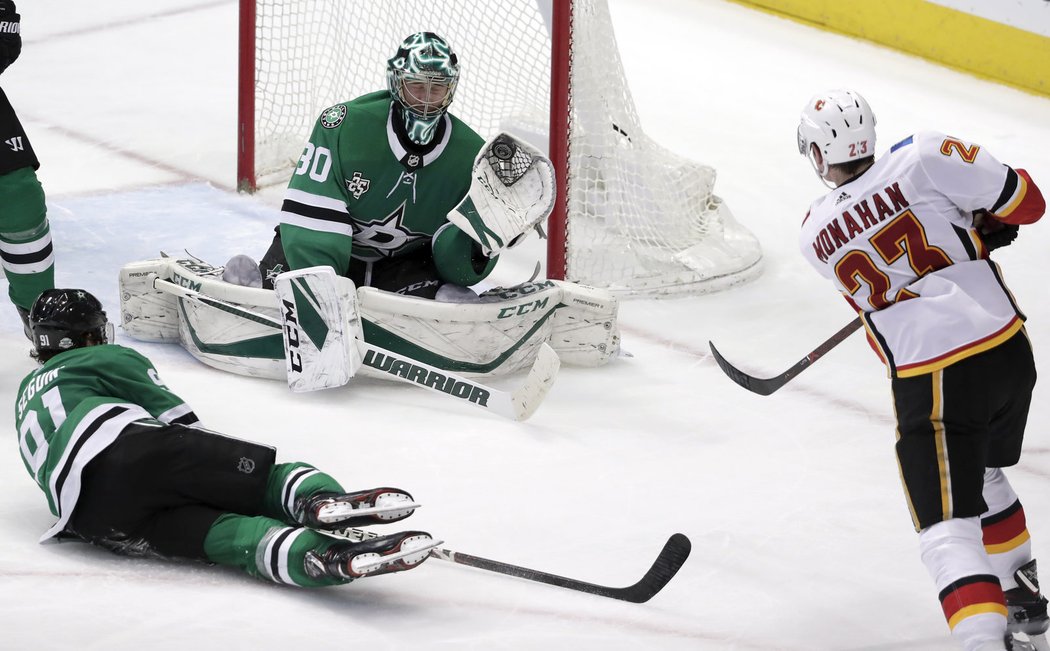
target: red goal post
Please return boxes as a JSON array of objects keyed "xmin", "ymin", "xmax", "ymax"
[{"xmin": 237, "ymin": 0, "xmax": 762, "ymax": 296}]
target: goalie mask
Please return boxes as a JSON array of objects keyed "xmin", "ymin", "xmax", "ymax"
[
  {"xmin": 387, "ymin": 32, "xmax": 460, "ymax": 146},
  {"xmin": 29, "ymin": 288, "xmax": 113, "ymax": 360},
  {"xmin": 797, "ymin": 89, "xmax": 876, "ymax": 181}
]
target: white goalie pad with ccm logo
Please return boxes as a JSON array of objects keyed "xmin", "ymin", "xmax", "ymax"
[
  {"xmin": 273, "ymin": 266, "xmax": 362, "ymax": 393},
  {"xmin": 119, "ymin": 256, "xmax": 619, "ymax": 384}
]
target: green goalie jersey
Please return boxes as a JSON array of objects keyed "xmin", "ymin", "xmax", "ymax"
[
  {"xmin": 279, "ymin": 90, "xmax": 489, "ymax": 284},
  {"xmin": 14, "ymin": 344, "xmax": 198, "ymax": 541}
]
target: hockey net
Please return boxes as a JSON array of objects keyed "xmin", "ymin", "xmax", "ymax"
[{"xmin": 238, "ymin": 0, "xmax": 763, "ymax": 297}]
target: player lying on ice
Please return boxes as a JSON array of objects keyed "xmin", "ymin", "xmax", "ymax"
[
  {"xmin": 17, "ymin": 288, "xmax": 437, "ymax": 586},
  {"xmin": 118, "ymin": 32, "xmax": 619, "ymax": 402}
]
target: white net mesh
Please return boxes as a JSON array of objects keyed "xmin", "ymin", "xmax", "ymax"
[{"xmin": 250, "ymin": 0, "xmax": 762, "ymax": 296}]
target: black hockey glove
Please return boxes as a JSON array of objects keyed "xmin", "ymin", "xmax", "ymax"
[
  {"xmin": 0, "ymin": 0, "xmax": 21, "ymax": 75},
  {"xmin": 973, "ymin": 209, "xmax": 1019, "ymax": 252},
  {"xmin": 981, "ymin": 223, "xmax": 1019, "ymax": 251}
]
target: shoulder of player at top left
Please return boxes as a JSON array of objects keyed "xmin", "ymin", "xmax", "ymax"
[{"xmin": 0, "ymin": 0, "xmax": 21, "ymax": 75}]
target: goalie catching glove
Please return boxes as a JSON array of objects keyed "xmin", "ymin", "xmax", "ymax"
[{"xmin": 446, "ymin": 132, "xmax": 556, "ymax": 258}]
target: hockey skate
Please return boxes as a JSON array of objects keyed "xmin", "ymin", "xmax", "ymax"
[
  {"xmin": 304, "ymin": 531, "xmax": 438, "ymax": 580},
  {"xmin": 1006, "ymin": 560, "xmax": 1050, "ymax": 651},
  {"xmin": 296, "ymin": 487, "xmax": 420, "ymax": 530}
]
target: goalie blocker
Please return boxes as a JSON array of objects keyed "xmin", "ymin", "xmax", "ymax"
[{"xmin": 118, "ymin": 255, "xmax": 619, "ymax": 384}]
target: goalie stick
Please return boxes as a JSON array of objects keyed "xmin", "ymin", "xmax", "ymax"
[
  {"xmin": 152, "ymin": 277, "xmax": 558, "ymax": 421},
  {"xmin": 709, "ymin": 317, "xmax": 863, "ymax": 396},
  {"xmin": 333, "ymin": 527, "xmax": 691, "ymax": 603}
]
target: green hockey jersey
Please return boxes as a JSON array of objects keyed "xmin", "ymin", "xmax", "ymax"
[
  {"xmin": 279, "ymin": 91, "xmax": 486, "ymax": 277},
  {"xmin": 14, "ymin": 344, "xmax": 198, "ymax": 541}
]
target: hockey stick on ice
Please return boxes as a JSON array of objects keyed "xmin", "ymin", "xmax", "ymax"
[
  {"xmin": 333, "ymin": 527, "xmax": 692, "ymax": 603},
  {"xmin": 708, "ymin": 317, "xmax": 862, "ymax": 396},
  {"xmin": 152, "ymin": 277, "xmax": 559, "ymax": 421}
]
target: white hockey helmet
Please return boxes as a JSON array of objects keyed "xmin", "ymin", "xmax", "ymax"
[{"xmin": 797, "ymin": 89, "xmax": 876, "ymax": 178}]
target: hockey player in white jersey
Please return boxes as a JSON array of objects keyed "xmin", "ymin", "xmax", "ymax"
[{"xmin": 797, "ymin": 90, "xmax": 1047, "ymax": 651}]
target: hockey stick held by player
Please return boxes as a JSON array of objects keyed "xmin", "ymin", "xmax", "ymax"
[
  {"xmin": 796, "ymin": 89, "xmax": 1047, "ymax": 651},
  {"xmin": 16, "ymin": 288, "xmax": 439, "ymax": 588}
]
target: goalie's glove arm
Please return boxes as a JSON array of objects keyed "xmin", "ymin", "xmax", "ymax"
[
  {"xmin": 445, "ymin": 132, "xmax": 555, "ymax": 259},
  {"xmin": 431, "ymin": 221, "xmax": 497, "ymax": 287}
]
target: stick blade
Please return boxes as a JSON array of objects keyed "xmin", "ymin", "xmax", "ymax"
[
  {"xmin": 512, "ymin": 342, "xmax": 560, "ymax": 421},
  {"xmin": 708, "ymin": 341, "xmax": 782, "ymax": 396},
  {"xmin": 616, "ymin": 532, "xmax": 692, "ymax": 603}
]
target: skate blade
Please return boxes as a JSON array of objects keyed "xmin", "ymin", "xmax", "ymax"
[
  {"xmin": 317, "ymin": 500, "xmax": 421, "ymax": 524},
  {"xmin": 350, "ymin": 536, "xmax": 443, "ymax": 574}
]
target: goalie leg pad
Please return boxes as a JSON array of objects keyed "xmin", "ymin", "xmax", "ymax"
[
  {"xmin": 547, "ymin": 280, "xmax": 620, "ymax": 367},
  {"xmin": 119, "ymin": 258, "xmax": 179, "ymax": 342},
  {"xmin": 358, "ymin": 281, "xmax": 565, "ymax": 377},
  {"xmin": 154, "ymin": 256, "xmax": 291, "ymax": 380},
  {"xmin": 175, "ymin": 293, "xmax": 286, "ymax": 380}
]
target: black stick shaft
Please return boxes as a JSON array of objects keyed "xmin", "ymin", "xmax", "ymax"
[
  {"xmin": 432, "ymin": 533, "xmax": 691, "ymax": 603},
  {"xmin": 709, "ymin": 317, "xmax": 863, "ymax": 395}
]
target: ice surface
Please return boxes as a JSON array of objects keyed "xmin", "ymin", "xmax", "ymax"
[{"xmin": 1, "ymin": 1, "xmax": 1048, "ymax": 649}]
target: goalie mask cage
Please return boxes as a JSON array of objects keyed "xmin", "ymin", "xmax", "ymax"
[{"xmin": 237, "ymin": 0, "xmax": 763, "ymax": 297}]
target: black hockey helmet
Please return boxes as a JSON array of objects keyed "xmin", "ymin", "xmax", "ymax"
[{"xmin": 29, "ymin": 288, "xmax": 110, "ymax": 359}]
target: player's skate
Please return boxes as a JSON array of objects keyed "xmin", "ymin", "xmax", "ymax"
[
  {"xmin": 1006, "ymin": 560, "xmax": 1050, "ymax": 651},
  {"xmin": 304, "ymin": 531, "xmax": 438, "ymax": 580},
  {"xmin": 296, "ymin": 487, "xmax": 420, "ymax": 530}
]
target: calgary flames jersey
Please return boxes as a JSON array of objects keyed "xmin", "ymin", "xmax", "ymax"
[{"xmin": 800, "ymin": 130, "xmax": 1045, "ymax": 377}]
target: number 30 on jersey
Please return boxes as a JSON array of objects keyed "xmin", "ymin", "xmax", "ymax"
[{"xmin": 296, "ymin": 143, "xmax": 333, "ymax": 182}]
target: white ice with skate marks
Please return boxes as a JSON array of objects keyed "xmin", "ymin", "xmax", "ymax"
[{"xmin": 1, "ymin": 0, "xmax": 1050, "ymax": 650}]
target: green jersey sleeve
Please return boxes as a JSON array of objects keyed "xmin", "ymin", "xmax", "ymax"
[{"xmin": 280, "ymin": 102, "xmax": 358, "ymax": 274}]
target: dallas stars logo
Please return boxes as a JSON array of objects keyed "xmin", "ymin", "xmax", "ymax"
[
  {"xmin": 265, "ymin": 263, "xmax": 285, "ymax": 283},
  {"xmin": 351, "ymin": 201, "xmax": 428, "ymax": 258},
  {"xmin": 320, "ymin": 104, "xmax": 347, "ymax": 129}
]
